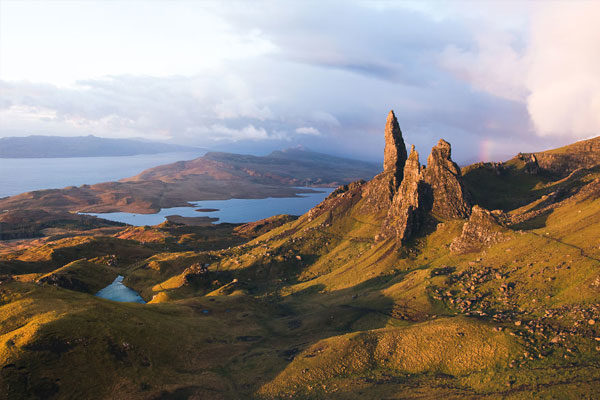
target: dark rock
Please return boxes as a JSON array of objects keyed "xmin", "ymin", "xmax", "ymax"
[
  {"xmin": 522, "ymin": 153, "xmax": 540, "ymax": 174},
  {"xmin": 235, "ymin": 335, "xmax": 262, "ymax": 342},
  {"xmin": 382, "ymin": 146, "xmax": 431, "ymax": 243},
  {"xmin": 422, "ymin": 139, "xmax": 471, "ymax": 219},
  {"xmin": 362, "ymin": 111, "xmax": 408, "ymax": 213},
  {"xmin": 37, "ymin": 274, "xmax": 89, "ymax": 292},
  {"xmin": 383, "ymin": 110, "xmax": 408, "ymax": 191},
  {"xmin": 450, "ymin": 206, "xmax": 508, "ymax": 254},
  {"xmin": 182, "ymin": 263, "xmax": 210, "ymax": 285}
]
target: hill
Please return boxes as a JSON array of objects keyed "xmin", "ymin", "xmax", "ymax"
[
  {"xmin": 0, "ymin": 148, "xmax": 380, "ymax": 215},
  {"xmin": 124, "ymin": 146, "xmax": 380, "ymax": 187},
  {"xmin": 0, "ymin": 112, "xmax": 599, "ymax": 399},
  {"xmin": 0, "ymin": 135, "xmax": 200, "ymax": 158}
]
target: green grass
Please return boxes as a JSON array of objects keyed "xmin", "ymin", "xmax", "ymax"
[{"xmin": 1, "ymin": 163, "xmax": 600, "ymax": 399}]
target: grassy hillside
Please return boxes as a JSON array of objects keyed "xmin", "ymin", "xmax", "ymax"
[{"xmin": 1, "ymin": 139, "xmax": 599, "ymax": 398}]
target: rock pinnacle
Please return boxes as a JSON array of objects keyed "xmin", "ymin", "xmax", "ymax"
[{"xmin": 383, "ymin": 110, "xmax": 408, "ymax": 188}]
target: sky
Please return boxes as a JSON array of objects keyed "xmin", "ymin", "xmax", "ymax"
[{"xmin": 0, "ymin": 1, "xmax": 599, "ymax": 164}]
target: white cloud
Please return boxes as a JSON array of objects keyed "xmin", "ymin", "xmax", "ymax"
[
  {"xmin": 0, "ymin": 1, "xmax": 276, "ymax": 86},
  {"xmin": 310, "ymin": 111, "xmax": 341, "ymax": 127},
  {"xmin": 525, "ymin": 2, "xmax": 600, "ymax": 137},
  {"xmin": 295, "ymin": 126, "xmax": 320, "ymax": 136},
  {"xmin": 438, "ymin": 2, "xmax": 600, "ymax": 139},
  {"xmin": 439, "ymin": 32, "xmax": 527, "ymax": 102},
  {"xmin": 204, "ymin": 124, "xmax": 270, "ymax": 141}
]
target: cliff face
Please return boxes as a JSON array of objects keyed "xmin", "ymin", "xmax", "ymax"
[{"xmin": 449, "ymin": 206, "xmax": 507, "ymax": 254}]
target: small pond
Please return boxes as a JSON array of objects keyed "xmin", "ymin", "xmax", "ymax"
[{"xmin": 95, "ymin": 275, "xmax": 146, "ymax": 303}]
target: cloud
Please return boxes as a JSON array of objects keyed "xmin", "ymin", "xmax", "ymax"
[
  {"xmin": 525, "ymin": 2, "xmax": 600, "ymax": 138},
  {"xmin": 1, "ymin": 1, "xmax": 597, "ymax": 163},
  {"xmin": 437, "ymin": 2, "xmax": 600, "ymax": 139},
  {"xmin": 204, "ymin": 124, "xmax": 271, "ymax": 141},
  {"xmin": 439, "ymin": 33, "xmax": 527, "ymax": 102},
  {"xmin": 295, "ymin": 126, "xmax": 320, "ymax": 136}
]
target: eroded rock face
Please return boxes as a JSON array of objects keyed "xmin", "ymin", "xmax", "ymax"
[
  {"xmin": 383, "ymin": 146, "xmax": 431, "ymax": 243},
  {"xmin": 523, "ymin": 153, "xmax": 540, "ymax": 175},
  {"xmin": 367, "ymin": 112, "xmax": 471, "ymax": 245},
  {"xmin": 37, "ymin": 274, "xmax": 90, "ymax": 292},
  {"xmin": 362, "ymin": 111, "xmax": 408, "ymax": 213},
  {"xmin": 530, "ymin": 136, "xmax": 600, "ymax": 176},
  {"xmin": 450, "ymin": 206, "xmax": 507, "ymax": 254},
  {"xmin": 383, "ymin": 110, "xmax": 408, "ymax": 191},
  {"xmin": 379, "ymin": 139, "xmax": 471, "ymax": 244},
  {"xmin": 422, "ymin": 139, "xmax": 471, "ymax": 219}
]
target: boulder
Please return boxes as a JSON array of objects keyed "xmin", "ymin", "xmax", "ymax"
[{"xmin": 450, "ymin": 206, "xmax": 508, "ymax": 254}]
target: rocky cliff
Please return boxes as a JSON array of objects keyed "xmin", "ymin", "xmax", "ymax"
[
  {"xmin": 374, "ymin": 114, "xmax": 471, "ymax": 244},
  {"xmin": 382, "ymin": 146, "xmax": 430, "ymax": 242},
  {"xmin": 530, "ymin": 136, "xmax": 600, "ymax": 176},
  {"xmin": 360, "ymin": 111, "xmax": 408, "ymax": 213},
  {"xmin": 449, "ymin": 206, "xmax": 507, "ymax": 253}
]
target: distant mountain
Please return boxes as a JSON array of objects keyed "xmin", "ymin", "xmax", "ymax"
[
  {"xmin": 0, "ymin": 147, "xmax": 381, "ymax": 214},
  {"xmin": 0, "ymin": 135, "xmax": 201, "ymax": 158},
  {"xmin": 127, "ymin": 147, "xmax": 381, "ymax": 187}
]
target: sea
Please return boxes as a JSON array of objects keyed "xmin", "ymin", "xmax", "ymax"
[{"xmin": 0, "ymin": 152, "xmax": 205, "ymax": 198}]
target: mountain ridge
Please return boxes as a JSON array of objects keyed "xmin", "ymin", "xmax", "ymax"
[
  {"xmin": 0, "ymin": 148, "xmax": 380, "ymax": 215},
  {"xmin": 0, "ymin": 135, "xmax": 202, "ymax": 158}
]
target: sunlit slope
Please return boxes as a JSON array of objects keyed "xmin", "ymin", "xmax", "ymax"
[
  {"xmin": 1, "ymin": 135, "xmax": 599, "ymax": 398},
  {"xmin": 0, "ymin": 283, "xmax": 276, "ymax": 399}
]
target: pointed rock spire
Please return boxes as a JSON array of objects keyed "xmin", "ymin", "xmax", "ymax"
[
  {"xmin": 422, "ymin": 139, "xmax": 471, "ymax": 219},
  {"xmin": 382, "ymin": 145, "xmax": 430, "ymax": 243},
  {"xmin": 383, "ymin": 110, "xmax": 407, "ymax": 189}
]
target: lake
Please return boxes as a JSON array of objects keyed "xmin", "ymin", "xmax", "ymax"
[
  {"xmin": 95, "ymin": 275, "xmax": 146, "ymax": 303},
  {"xmin": 0, "ymin": 151, "xmax": 205, "ymax": 198},
  {"xmin": 84, "ymin": 187, "xmax": 335, "ymax": 226}
]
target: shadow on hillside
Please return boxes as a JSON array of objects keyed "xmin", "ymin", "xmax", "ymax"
[
  {"xmin": 243, "ymin": 277, "xmax": 406, "ymax": 393},
  {"xmin": 509, "ymin": 210, "xmax": 551, "ymax": 230},
  {"xmin": 463, "ymin": 164, "xmax": 599, "ymax": 212}
]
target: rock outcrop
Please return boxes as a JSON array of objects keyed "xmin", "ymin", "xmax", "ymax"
[
  {"xmin": 309, "ymin": 180, "xmax": 365, "ymax": 223},
  {"xmin": 365, "ymin": 112, "xmax": 471, "ymax": 245},
  {"xmin": 520, "ymin": 153, "xmax": 540, "ymax": 175},
  {"xmin": 383, "ymin": 110, "xmax": 408, "ymax": 191},
  {"xmin": 422, "ymin": 139, "xmax": 471, "ymax": 219},
  {"xmin": 450, "ymin": 206, "xmax": 507, "ymax": 254},
  {"xmin": 383, "ymin": 146, "xmax": 430, "ymax": 243},
  {"xmin": 381, "ymin": 139, "xmax": 471, "ymax": 244},
  {"xmin": 361, "ymin": 111, "xmax": 408, "ymax": 213},
  {"xmin": 521, "ymin": 136, "xmax": 600, "ymax": 177}
]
